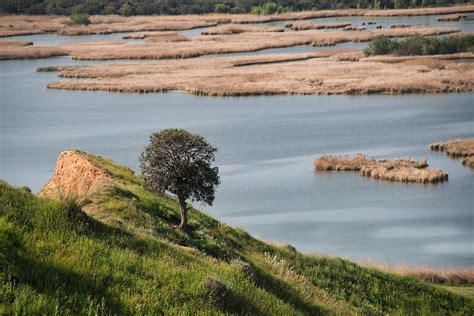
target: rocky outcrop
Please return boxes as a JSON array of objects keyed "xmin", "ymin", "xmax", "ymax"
[
  {"xmin": 39, "ymin": 150, "xmax": 113, "ymax": 200},
  {"xmin": 314, "ymin": 154, "xmax": 448, "ymax": 183}
]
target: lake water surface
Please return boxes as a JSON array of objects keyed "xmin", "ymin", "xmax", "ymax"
[{"xmin": 1, "ymin": 14, "xmax": 473, "ymax": 266}]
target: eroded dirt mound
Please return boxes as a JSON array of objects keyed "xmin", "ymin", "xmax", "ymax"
[{"xmin": 39, "ymin": 150, "xmax": 113, "ymax": 200}]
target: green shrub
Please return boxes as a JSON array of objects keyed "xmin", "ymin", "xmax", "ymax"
[
  {"xmin": 0, "ymin": 218, "xmax": 22, "ymax": 275},
  {"xmin": 250, "ymin": 2, "xmax": 291, "ymax": 15},
  {"xmin": 67, "ymin": 13, "xmax": 91, "ymax": 26},
  {"xmin": 364, "ymin": 35, "xmax": 474, "ymax": 56}
]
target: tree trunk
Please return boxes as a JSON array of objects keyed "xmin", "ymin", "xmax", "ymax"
[{"xmin": 178, "ymin": 195, "xmax": 188, "ymax": 230}]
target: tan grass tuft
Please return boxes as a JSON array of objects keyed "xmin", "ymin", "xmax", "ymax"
[
  {"xmin": 360, "ymin": 260, "xmax": 474, "ymax": 285},
  {"xmin": 314, "ymin": 155, "xmax": 448, "ymax": 183}
]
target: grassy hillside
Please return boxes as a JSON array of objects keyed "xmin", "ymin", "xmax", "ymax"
[{"xmin": 1, "ymin": 150, "xmax": 473, "ymax": 315}]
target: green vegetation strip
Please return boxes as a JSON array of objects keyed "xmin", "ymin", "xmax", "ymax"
[{"xmin": 365, "ymin": 34, "xmax": 474, "ymax": 56}]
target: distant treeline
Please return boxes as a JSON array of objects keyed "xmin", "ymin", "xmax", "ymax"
[
  {"xmin": 0, "ymin": 0, "xmax": 469, "ymax": 15},
  {"xmin": 364, "ymin": 35, "xmax": 474, "ymax": 55}
]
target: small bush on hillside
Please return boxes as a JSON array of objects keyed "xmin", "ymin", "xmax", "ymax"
[{"xmin": 364, "ymin": 35, "xmax": 474, "ymax": 56}]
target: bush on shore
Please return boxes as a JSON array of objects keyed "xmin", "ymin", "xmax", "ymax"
[
  {"xmin": 364, "ymin": 34, "xmax": 474, "ymax": 56},
  {"xmin": 66, "ymin": 13, "xmax": 91, "ymax": 26}
]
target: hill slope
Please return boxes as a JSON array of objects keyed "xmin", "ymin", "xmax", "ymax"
[{"xmin": 1, "ymin": 149, "xmax": 472, "ymax": 315}]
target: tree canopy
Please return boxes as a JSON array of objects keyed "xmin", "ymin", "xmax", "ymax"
[{"xmin": 139, "ymin": 129, "xmax": 220, "ymax": 229}]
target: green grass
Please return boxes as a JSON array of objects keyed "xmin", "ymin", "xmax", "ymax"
[
  {"xmin": 1, "ymin": 151, "xmax": 473, "ymax": 315},
  {"xmin": 439, "ymin": 285, "xmax": 474, "ymax": 300}
]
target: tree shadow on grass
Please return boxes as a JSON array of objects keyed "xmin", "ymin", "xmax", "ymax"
[
  {"xmin": 216, "ymin": 289, "xmax": 262, "ymax": 315},
  {"xmin": 253, "ymin": 265, "xmax": 327, "ymax": 315},
  {"xmin": 13, "ymin": 256, "xmax": 127, "ymax": 314}
]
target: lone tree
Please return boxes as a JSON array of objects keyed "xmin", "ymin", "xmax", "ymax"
[{"xmin": 139, "ymin": 129, "xmax": 220, "ymax": 230}]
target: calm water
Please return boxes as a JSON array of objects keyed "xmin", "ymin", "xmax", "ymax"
[{"xmin": 1, "ymin": 14, "xmax": 473, "ymax": 266}]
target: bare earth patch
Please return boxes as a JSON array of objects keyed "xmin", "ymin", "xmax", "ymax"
[
  {"xmin": 39, "ymin": 149, "xmax": 113, "ymax": 201},
  {"xmin": 314, "ymin": 154, "xmax": 448, "ymax": 183},
  {"xmin": 430, "ymin": 138, "xmax": 474, "ymax": 169}
]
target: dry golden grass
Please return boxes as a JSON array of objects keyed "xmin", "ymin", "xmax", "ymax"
[
  {"xmin": 430, "ymin": 138, "xmax": 474, "ymax": 169},
  {"xmin": 0, "ymin": 14, "xmax": 226, "ymax": 37},
  {"xmin": 360, "ymin": 261, "xmax": 474, "ymax": 285},
  {"xmin": 0, "ymin": 25, "xmax": 459, "ymax": 60},
  {"xmin": 287, "ymin": 22, "xmax": 352, "ymax": 31},
  {"xmin": 144, "ymin": 33, "xmax": 189, "ymax": 43},
  {"xmin": 364, "ymin": 5, "xmax": 474, "ymax": 17},
  {"xmin": 437, "ymin": 14, "xmax": 465, "ymax": 21},
  {"xmin": 1, "ymin": 5, "xmax": 472, "ymax": 37},
  {"xmin": 44, "ymin": 48, "xmax": 474, "ymax": 96},
  {"xmin": 462, "ymin": 156, "xmax": 474, "ymax": 169},
  {"xmin": 201, "ymin": 24, "xmax": 283, "ymax": 35},
  {"xmin": 314, "ymin": 154, "xmax": 374, "ymax": 171},
  {"xmin": 430, "ymin": 138, "xmax": 474, "ymax": 157},
  {"xmin": 314, "ymin": 154, "xmax": 448, "ymax": 183},
  {"xmin": 0, "ymin": 40, "xmax": 32, "ymax": 46},
  {"xmin": 0, "ymin": 46, "xmax": 71, "ymax": 59}
]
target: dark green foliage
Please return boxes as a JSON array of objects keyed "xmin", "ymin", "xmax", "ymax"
[
  {"xmin": 364, "ymin": 34, "xmax": 474, "ymax": 56},
  {"xmin": 67, "ymin": 13, "xmax": 91, "ymax": 25},
  {"xmin": 250, "ymin": 2, "xmax": 291, "ymax": 14},
  {"xmin": 140, "ymin": 129, "xmax": 220, "ymax": 229},
  {"xmin": 0, "ymin": 0, "xmax": 468, "ymax": 15},
  {"xmin": 0, "ymin": 218, "xmax": 22, "ymax": 276}
]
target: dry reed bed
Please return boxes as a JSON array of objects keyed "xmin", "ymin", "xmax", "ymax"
[
  {"xmin": 430, "ymin": 138, "xmax": 474, "ymax": 169},
  {"xmin": 44, "ymin": 50, "xmax": 474, "ymax": 96},
  {"xmin": 314, "ymin": 154, "xmax": 448, "ymax": 183},
  {"xmin": 0, "ymin": 26, "xmax": 460, "ymax": 60},
  {"xmin": 287, "ymin": 22, "xmax": 352, "ymax": 31},
  {"xmin": 1, "ymin": 5, "xmax": 473, "ymax": 37},
  {"xmin": 437, "ymin": 14, "xmax": 465, "ymax": 21},
  {"xmin": 0, "ymin": 14, "xmax": 226, "ymax": 37},
  {"xmin": 231, "ymin": 49, "xmax": 361, "ymax": 66},
  {"xmin": 0, "ymin": 40, "xmax": 32, "ymax": 46},
  {"xmin": 144, "ymin": 33, "xmax": 189, "ymax": 43},
  {"xmin": 360, "ymin": 261, "xmax": 474, "ymax": 285},
  {"xmin": 360, "ymin": 52, "xmax": 474, "ymax": 63},
  {"xmin": 0, "ymin": 46, "xmax": 71, "ymax": 59},
  {"xmin": 201, "ymin": 24, "xmax": 283, "ymax": 35}
]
